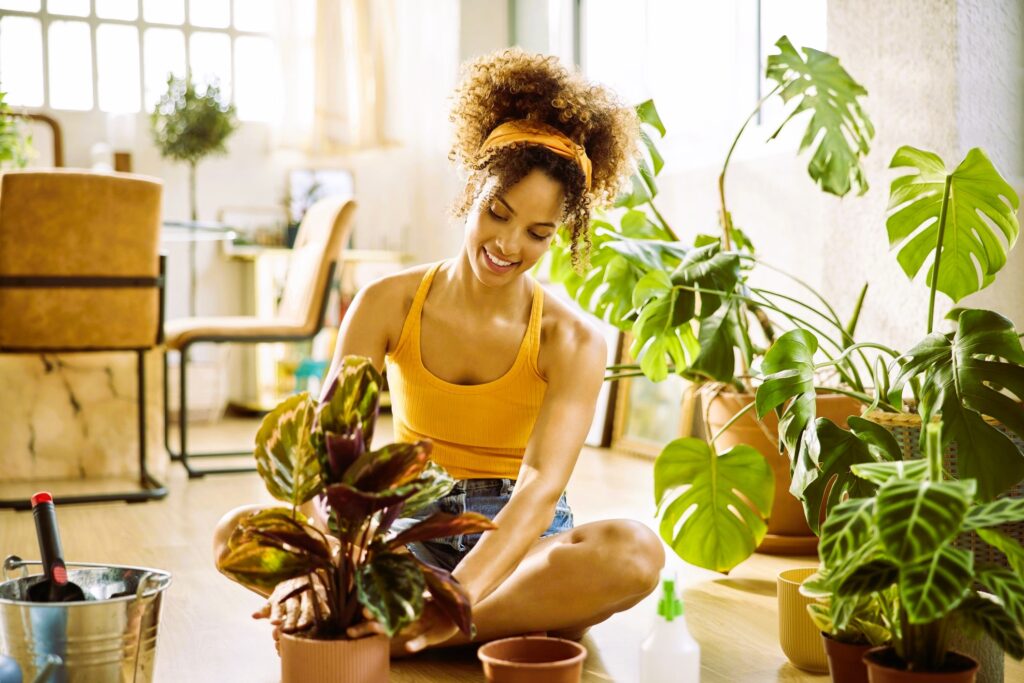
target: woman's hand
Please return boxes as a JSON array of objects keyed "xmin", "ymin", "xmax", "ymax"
[
  {"xmin": 346, "ymin": 598, "xmax": 462, "ymax": 654},
  {"xmin": 252, "ymin": 576, "xmax": 330, "ymax": 654}
]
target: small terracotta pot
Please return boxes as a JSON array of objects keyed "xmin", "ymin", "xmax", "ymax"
[
  {"xmin": 777, "ymin": 567, "xmax": 829, "ymax": 673},
  {"xmin": 704, "ymin": 390, "xmax": 861, "ymax": 554},
  {"xmin": 862, "ymin": 646, "xmax": 979, "ymax": 683},
  {"xmin": 822, "ymin": 632, "xmax": 872, "ymax": 683},
  {"xmin": 280, "ymin": 631, "xmax": 389, "ymax": 683},
  {"xmin": 477, "ymin": 636, "xmax": 587, "ymax": 683}
]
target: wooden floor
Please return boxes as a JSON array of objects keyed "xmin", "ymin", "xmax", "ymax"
[{"xmin": 2, "ymin": 416, "xmax": 1019, "ymax": 682}]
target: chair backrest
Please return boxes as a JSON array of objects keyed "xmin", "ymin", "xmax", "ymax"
[
  {"xmin": 0, "ymin": 169, "xmax": 163, "ymax": 350},
  {"xmin": 277, "ymin": 197, "xmax": 356, "ymax": 330}
]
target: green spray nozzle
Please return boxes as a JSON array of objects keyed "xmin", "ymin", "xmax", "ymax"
[{"xmin": 656, "ymin": 576, "xmax": 683, "ymax": 621}]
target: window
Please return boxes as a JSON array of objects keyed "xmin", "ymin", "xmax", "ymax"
[
  {"xmin": 580, "ymin": 0, "xmax": 827, "ymax": 170},
  {"xmin": 0, "ymin": 0, "xmax": 282, "ymax": 121}
]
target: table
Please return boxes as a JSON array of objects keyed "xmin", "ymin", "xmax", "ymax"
[{"xmin": 161, "ymin": 220, "xmax": 237, "ymax": 316}]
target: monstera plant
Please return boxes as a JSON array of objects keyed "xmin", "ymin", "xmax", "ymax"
[
  {"xmin": 217, "ymin": 356, "xmax": 495, "ymax": 678},
  {"xmin": 548, "ymin": 35, "xmax": 877, "ymax": 572},
  {"xmin": 803, "ymin": 424, "xmax": 1024, "ymax": 676}
]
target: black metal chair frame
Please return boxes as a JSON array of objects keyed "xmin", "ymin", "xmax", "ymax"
[
  {"xmin": 0, "ymin": 256, "xmax": 170, "ymax": 510},
  {"xmin": 165, "ymin": 260, "xmax": 337, "ymax": 478}
]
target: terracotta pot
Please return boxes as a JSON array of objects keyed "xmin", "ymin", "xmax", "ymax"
[
  {"xmin": 477, "ymin": 636, "xmax": 587, "ymax": 683},
  {"xmin": 863, "ymin": 647, "xmax": 978, "ymax": 683},
  {"xmin": 280, "ymin": 632, "xmax": 389, "ymax": 683},
  {"xmin": 777, "ymin": 567, "xmax": 829, "ymax": 673},
  {"xmin": 822, "ymin": 632, "xmax": 873, "ymax": 683},
  {"xmin": 704, "ymin": 389, "xmax": 862, "ymax": 554}
]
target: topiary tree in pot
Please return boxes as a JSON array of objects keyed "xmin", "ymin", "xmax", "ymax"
[{"xmin": 216, "ymin": 356, "xmax": 495, "ymax": 683}]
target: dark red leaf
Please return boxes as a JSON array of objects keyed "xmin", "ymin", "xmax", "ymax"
[
  {"xmin": 344, "ymin": 441, "xmax": 432, "ymax": 492},
  {"xmin": 386, "ymin": 511, "xmax": 498, "ymax": 551},
  {"xmin": 414, "ymin": 558, "xmax": 474, "ymax": 636},
  {"xmin": 324, "ymin": 481, "xmax": 423, "ymax": 525}
]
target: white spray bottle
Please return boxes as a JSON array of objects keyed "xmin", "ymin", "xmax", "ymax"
[{"xmin": 639, "ymin": 573, "xmax": 700, "ymax": 683}]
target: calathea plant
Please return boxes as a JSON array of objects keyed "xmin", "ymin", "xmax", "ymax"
[
  {"xmin": 217, "ymin": 356, "xmax": 496, "ymax": 639},
  {"xmin": 547, "ymin": 36, "xmax": 876, "ymax": 572},
  {"xmin": 802, "ymin": 424, "xmax": 1024, "ymax": 672}
]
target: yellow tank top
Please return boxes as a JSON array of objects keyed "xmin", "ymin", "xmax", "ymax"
[{"xmin": 385, "ymin": 262, "xmax": 548, "ymax": 480}]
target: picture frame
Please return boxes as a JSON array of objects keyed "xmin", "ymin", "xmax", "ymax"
[{"xmin": 611, "ymin": 335, "xmax": 697, "ymax": 458}]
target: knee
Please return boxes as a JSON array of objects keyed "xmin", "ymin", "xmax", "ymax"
[{"xmin": 595, "ymin": 521, "xmax": 665, "ymax": 596}]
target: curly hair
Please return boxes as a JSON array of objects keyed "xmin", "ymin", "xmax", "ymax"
[{"xmin": 448, "ymin": 48, "xmax": 640, "ymax": 270}]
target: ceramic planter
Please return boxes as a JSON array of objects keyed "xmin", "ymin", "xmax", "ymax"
[
  {"xmin": 477, "ymin": 636, "xmax": 587, "ymax": 683},
  {"xmin": 777, "ymin": 567, "xmax": 829, "ymax": 673},
  {"xmin": 822, "ymin": 632, "xmax": 872, "ymax": 683},
  {"xmin": 862, "ymin": 647, "xmax": 978, "ymax": 683},
  {"xmin": 704, "ymin": 389, "xmax": 862, "ymax": 554},
  {"xmin": 280, "ymin": 631, "xmax": 389, "ymax": 683}
]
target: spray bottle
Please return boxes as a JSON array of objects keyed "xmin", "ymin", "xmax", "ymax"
[{"xmin": 639, "ymin": 573, "xmax": 700, "ymax": 682}]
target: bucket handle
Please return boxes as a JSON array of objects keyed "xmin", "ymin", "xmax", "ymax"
[
  {"xmin": 3, "ymin": 556, "xmax": 171, "ymax": 601},
  {"xmin": 134, "ymin": 571, "xmax": 171, "ymax": 603},
  {"xmin": 3, "ymin": 555, "xmax": 28, "ymax": 581}
]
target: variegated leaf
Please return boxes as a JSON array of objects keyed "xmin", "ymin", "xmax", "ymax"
[
  {"xmin": 819, "ymin": 497, "xmax": 875, "ymax": 568},
  {"xmin": 976, "ymin": 565, "xmax": 1024, "ymax": 624},
  {"xmin": 850, "ymin": 459, "xmax": 929, "ymax": 486},
  {"xmin": 356, "ymin": 552, "xmax": 425, "ymax": 637},
  {"xmin": 413, "ymin": 557, "xmax": 475, "ymax": 637},
  {"xmin": 977, "ymin": 528, "xmax": 1024, "ymax": 576},
  {"xmin": 955, "ymin": 594, "xmax": 1024, "ymax": 659},
  {"xmin": 876, "ymin": 479, "xmax": 972, "ymax": 563},
  {"xmin": 899, "ymin": 546, "xmax": 973, "ymax": 624},
  {"xmin": 963, "ymin": 498, "xmax": 1024, "ymax": 531},
  {"xmin": 386, "ymin": 511, "xmax": 497, "ymax": 551},
  {"xmin": 837, "ymin": 559, "xmax": 898, "ymax": 597},
  {"xmin": 254, "ymin": 393, "xmax": 322, "ymax": 506}
]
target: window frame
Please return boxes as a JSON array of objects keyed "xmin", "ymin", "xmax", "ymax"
[{"xmin": 0, "ymin": 0, "xmax": 273, "ymax": 116}]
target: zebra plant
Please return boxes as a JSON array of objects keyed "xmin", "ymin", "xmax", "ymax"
[{"xmin": 802, "ymin": 423, "xmax": 1024, "ymax": 673}]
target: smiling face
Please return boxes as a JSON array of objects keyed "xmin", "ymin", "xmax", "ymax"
[{"xmin": 463, "ymin": 167, "xmax": 566, "ymax": 286}]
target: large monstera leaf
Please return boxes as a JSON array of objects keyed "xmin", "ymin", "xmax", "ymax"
[
  {"xmin": 755, "ymin": 329, "xmax": 820, "ymax": 464},
  {"xmin": 356, "ymin": 552, "xmax": 425, "ymax": 637},
  {"xmin": 892, "ymin": 309, "xmax": 1024, "ymax": 500},
  {"xmin": 766, "ymin": 35, "xmax": 873, "ymax": 197},
  {"xmin": 254, "ymin": 393, "xmax": 322, "ymax": 507},
  {"xmin": 684, "ymin": 298, "xmax": 752, "ymax": 386},
  {"xmin": 630, "ymin": 270, "xmax": 700, "ymax": 381},
  {"xmin": 886, "ymin": 147, "xmax": 1019, "ymax": 303},
  {"xmin": 654, "ymin": 437, "xmax": 774, "ymax": 573}
]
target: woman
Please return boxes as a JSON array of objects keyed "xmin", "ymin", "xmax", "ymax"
[{"xmin": 214, "ymin": 47, "xmax": 665, "ymax": 656}]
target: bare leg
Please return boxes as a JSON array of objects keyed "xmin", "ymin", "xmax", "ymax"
[{"xmin": 415, "ymin": 519, "xmax": 665, "ymax": 653}]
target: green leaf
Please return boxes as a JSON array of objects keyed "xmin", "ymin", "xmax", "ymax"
[
  {"xmin": 976, "ymin": 565, "xmax": 1024, "ymax": 625},
  {"xmin": 640, "ymin": 128, "xmax": 665, "ymax": 175},
  {"xmin": 254, "ymin": 393, "xmax": 322, "ymax": 506},
  {"xmin": 386, "ymin": 511, "xmax": 497, "ymax": 551},
  {"xmin": 668, "ymin": 241, "xmax": 741, "ymax": 319},
  {"xmin": 318, "ymin": 356, "xmax": 382, "ymax": 447},
  {"xmin": 977, "ymin": 528, "xmax": 1024, "ymax": 576},
  {"xmin": 654, "ymin": 438, "xmax": 774, "ymax": 573},
  {"xmin": 819, "ymin": 497, "xmax": 875, "ymax": 568},
  {"xmin": 899, "ymin": 546, "xmax": 973, "ymax": 624},
  {"xmin": 637, "ymin": 99, "xmax": 666, "ymax": 137},
  {"xmin": 892, "ymin": 309, "xmax": 1024, "ymax": 500},
  {"xmin": 765, "ymin": 36, "xmax": 873, "ymax": 197},
  {"xmin": 399, "ymin": 461, "xmax": 456, "ymax": 517},
  {"xmin": 233, "ymin": 508, "xmax": 330, "ymax": 564},
  {"xmin": 799, "ymin": 417, "xmax": 898, "ymax": 533},
  {"xmin": 684, "ymin": 299, "xmax": 751, "ymax": 385},
  {"xmin": 955, "ymin": 594, "xmax": 1024, "ymax": 659},
  {"xmin": 218, "ymin": 510, "xmax": 319, "ymax": 596},
  {"xmin": 620, "ymin": 209, "xmax": 670, "ymax": 240},
  {"xmin": 963, "ymin": 498, "xmax": 1024, "ymax": 531},
  {"xmin": 356, "ymin": 552, "xmax": 425, "ymax": 637},
  {"xmin": 886, "ymin": 147, "xmax": 1020, "ymax": 302},
  {"xmin": 837, "ymin": 559, "xmax": 899, "ymax": 597},
  {"xmin": 876, "ymin": 479, "xmax": 972, "ymax": 563},
  {"xmin": 614, "ymin": 173, "xmax": 654, "ymax": 208},
  {"xmin": 150, "ymin": 75, "xmax": 238, "ymax": 164},
  {"xmin": 630, "ymin": 277, "xmax": 700, "ymax": 382},
  {"xmin": 851, "ymin": 459, "xmax": 930, "ymax": 486},
  {"xmin": 755, "ymin": 330, "xmax": 819, "ymax": 467}
]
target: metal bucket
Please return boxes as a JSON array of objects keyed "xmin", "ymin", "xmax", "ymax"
[{"xmin": 0, "ymin": 556, "xmax": 172, "ymax": 683}]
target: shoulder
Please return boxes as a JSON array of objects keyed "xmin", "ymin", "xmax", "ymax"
[
  {"xmin": 350, "ymin": 262, "xmax": 436, "ymax": 351},
  {"xmin": 537, "ymin": 285, "xmax": 607, "ymax": 384}
]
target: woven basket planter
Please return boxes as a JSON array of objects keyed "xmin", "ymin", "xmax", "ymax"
[{"xmin": 863, "ymin": 409, "xmax": 1024, "ymax": 568}]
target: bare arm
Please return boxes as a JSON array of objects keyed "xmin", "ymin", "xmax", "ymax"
[{"xmin": 451, "ymin": 320, "xmax": 607, "ymax": 606}]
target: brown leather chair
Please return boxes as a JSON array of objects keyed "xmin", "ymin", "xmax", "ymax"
[
  {"xmin": 164, "ymin": 197, "xmax": 356, "ymax": 477},
  {"xmin": 0, "ymin": 169, "xmax": 168, "ymax": 510}
]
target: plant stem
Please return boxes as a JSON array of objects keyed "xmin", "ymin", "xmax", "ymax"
[
  {"xmin": 647, "ymin": 201, "xmax": 680, "ymax": 241},
  {"xmin": 710, "ymin": 399, "xmax": 757, "ymax": 446},
  {"xmin": 718, "ymin": 83, "xmax": 785, "ymax": 250},
  {"xmin": 927, "ymin": 175, "xmax": 953, "ymax": 334},
  {"xmin": 812, "ymin": 385, "xmax": 896, "ymax": 411}
]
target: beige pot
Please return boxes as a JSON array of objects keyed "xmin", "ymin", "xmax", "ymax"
[
  {"xmin": 777, "ymin": 567, "xmax": 829, "ymax": 673},
  {"xmin": 280, "ymin": 632, "xmax": 389, "ymax": 683},
  {"xmin": 704, "ymin": 389, "xmax": 862, "ymax": 554}
]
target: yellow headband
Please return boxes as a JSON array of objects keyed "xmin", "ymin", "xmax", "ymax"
[{"xmin": 478, "ymin": 120, "xmax": 592, "ymax": 192}]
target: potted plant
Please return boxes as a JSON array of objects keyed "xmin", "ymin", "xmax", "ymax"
[
  {"xmin": 0, "ymin": 90, "xmax": 32, "ymax": 169},
  {"xmin": 802, "ymin": 423, "xmax": 1024, "ymax": 682},
  {"xmin": 216, "ymin": 356, "xmax": 496, "ymax": 683},
  {"xmin": 548, "ymin": 35, "xmax": 877, "ymax": 572}
]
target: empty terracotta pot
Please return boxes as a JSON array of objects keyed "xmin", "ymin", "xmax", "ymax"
[
  {"xmin": 478, "ymin": 636, "xmax": 587, "ymax": 683},
  {"xmin": 280, "ymin": 631, "xmax": 389, "ymax": 683},
  {"xmin": 863, "ymin": 646, "xmax": 978, "ymax": 682}
]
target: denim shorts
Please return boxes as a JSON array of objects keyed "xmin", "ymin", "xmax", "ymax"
[{"xmin": 386, "ymin": 477, "xmax": 574, "ymax": 572}]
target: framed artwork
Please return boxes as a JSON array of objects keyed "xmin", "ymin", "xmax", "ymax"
[{"xmin": 611, "ymin": 335, "xmax": 697, "ymax": 458}]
